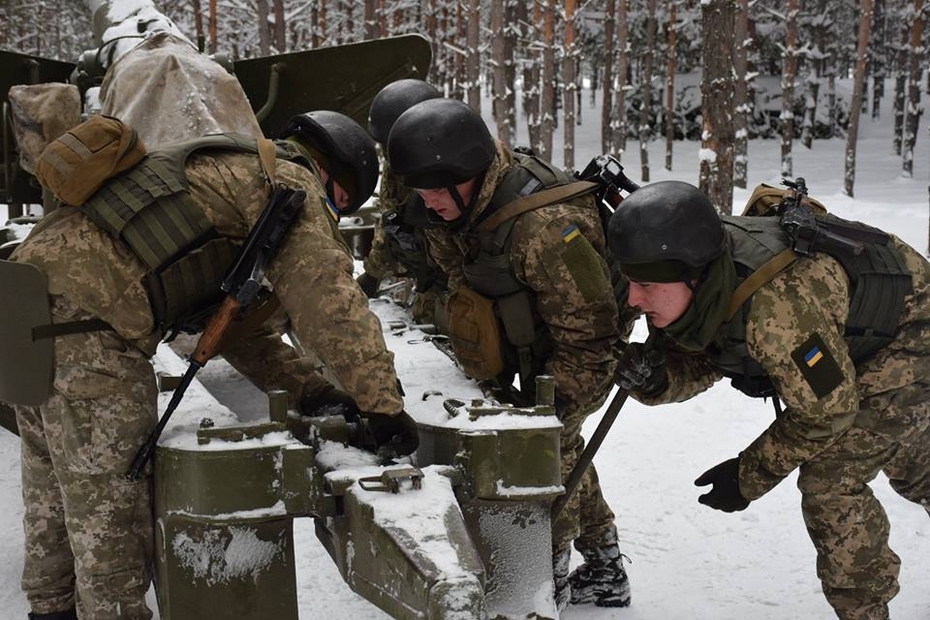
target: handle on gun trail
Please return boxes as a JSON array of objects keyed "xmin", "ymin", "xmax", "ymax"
[{"xmin": 551, "ymin": 387, "xmax": 630, "ymax": 521}]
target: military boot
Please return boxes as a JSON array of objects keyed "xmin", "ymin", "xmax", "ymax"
[
  {"xmin": 568, "ymin": 544, "xmax": 631, "ymax": 608},
  {"xmin": 28, "ymin": 610, "xmax": 78, "ymax": 620},
  {"xmin": 552, "ymin": 547, "xmax": 572, "ymax": 611}
]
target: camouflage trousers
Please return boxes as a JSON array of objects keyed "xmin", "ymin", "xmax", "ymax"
[
  {"xmin": 551, "ymin": 401, "xmax": 619, "ymax": 555},
  {"xmin": 798, "ymin": 379, "xmax": 930, "ymax": 620},
  {"xmin": 16, "ymin": 298, "xmax": 157, "ymax": 619}
]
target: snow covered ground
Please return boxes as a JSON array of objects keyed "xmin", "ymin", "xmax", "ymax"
[{"xmin": 0, "ymin": 84, "xmax": 928, "ymax": 619}]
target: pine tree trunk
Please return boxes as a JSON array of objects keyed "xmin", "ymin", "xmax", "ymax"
[
  {"xmin": 699, "ymin": 0, "xmax": 736, "ymax": 213},
  {"xmin": 892, "ymin": 22, "xmax": 908, "ymax": 155},
  {"xmin": 639, "ymin": 0, "xmax": 657, "ymax": 182},
  {"xmin": 612, "ymin": 0, "xmax": 630, "ymax": 154},
  {"xmin": 539, "ymin": 0, "xmax": 556, "ymax": 161},
  {"xmin": 208, "ymin": 0, "xmax": 217, "ymax": 54},
  {"xmin": 272, "ymin": 0, "xmax": 285, "ymax": 50},
  {"xmin": 504, "ymin": 1, "xmax": 517, "ymax": 138},
  {"xmin": 466, "ymin": 0, "xmax": 481, "ymax": 112},
  {"xmin": 665, "ymin": 1, "xmax": 677, "ymax": 172},
  {"xmin": 733, "ymin": 0, "xmax": 750, "ymax": 188},
  {"xmin": 902, "ymin": 0, "xmax": 925, "ymax": 177},
  {"xmin": 491, "ymin": 0, "xmax": 511, "ymax": 146},
  {"xmin": 780, "ymin": 0, "xmax": 799, "ymax": 177},
  {"xmin": 522, "ymin": 1, "xmax": 542, "ymax": 151},
  {"xmin": 871, "ymin": 0, "xmax": 885, "ymax": 118},
  {"xmin": 365, "ymin": 0, "xmax": 378, "ymax": 40},
  {"xmin": 192, "ymin": 0, "xmax": 204, "ymax": 49},
  {"xmin": 256, "ymin": 0, "xmax": 270, "ymax": 54},
  {"xmin": 563, "ymin": 0, "xmax": 577, "ymax": 170},
  {"xmin": 601, "ymin": 0, "xmax": 616, "ymax": 153},
  {"xmin": 844, "ymin": 0, "xmax": 873, "ymax": 197}
]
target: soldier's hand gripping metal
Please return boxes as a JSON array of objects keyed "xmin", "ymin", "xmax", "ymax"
[
  {"xmin": 127, "ymin": 185, "xmax": 306, "ymax": 480},
  {"xmin": 615, "ymin": 338, "xmax": 668, "ymax": 396}
]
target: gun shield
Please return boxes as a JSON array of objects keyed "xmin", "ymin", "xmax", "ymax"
[{"xmin": 0, "ymin": 260, "xmax": 53, "ymax": 405}]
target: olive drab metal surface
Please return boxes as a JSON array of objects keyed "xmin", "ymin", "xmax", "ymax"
[
  {"xmin": 233, "ymin": 34, "xmax": 433, "ymax": 136},
  {"xmin": 0, "ymin": 260, "xmax": 53, "ymax": 406}
]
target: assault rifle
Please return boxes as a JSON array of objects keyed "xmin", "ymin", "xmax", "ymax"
[
  {"xmin": 575, "ymin": 155, "xmax": 641, "ymax": 230},
  {"xmin": 127, "ymin": 184, "xmax": 306, "ymax": 480},
  {"xmin": 778, "ymin": 177, "xmax": 864, "ymax": 257}
]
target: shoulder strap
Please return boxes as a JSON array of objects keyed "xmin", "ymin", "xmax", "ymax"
[
  {"xmin": 257, "ymin": 137, "xmax": 277, "ymax": 194},
  {"xmin": 477, "ymin": 180, "xmax": 599, "ymax": 233},
  {"xmin": 725, "ymin": 248, "xmax": 797, "ymax": 321}
]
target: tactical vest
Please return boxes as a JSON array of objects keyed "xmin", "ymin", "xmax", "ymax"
[
  {"xmin": 82, "ymin": 134, "xmax": 307, "ymax": 334},
  {"xmin": 711, "ymin": 215, "xmax": 912, "ymax": 398},
  {"xmin": 461, "ymin": 153, "xmax": 580, "ymax": 396}
]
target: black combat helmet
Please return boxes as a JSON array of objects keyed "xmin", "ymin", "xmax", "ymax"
[
  {"xmin": 608, "ymin": 180, "xmax": 725, "ymax": 282},
  {"xmin": 282, "ymin": 110, "xmax": 379, "ymax": 214},
  {"xmin": 367, "ymin": 79, "xmax": 441, "ymax": 145},
  {"xmin": 387, "ymin": 98, "xmax": 496, "ymax": 190}
]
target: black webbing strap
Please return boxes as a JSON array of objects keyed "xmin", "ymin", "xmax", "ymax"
[{"xmin": 32, "ymin": 318, "xmax": 113, "ymax": 340}]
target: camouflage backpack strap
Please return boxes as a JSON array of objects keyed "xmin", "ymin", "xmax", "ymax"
[{"xmin": 725, "ymin": 248, "xmax": 797, "ymax": 321}]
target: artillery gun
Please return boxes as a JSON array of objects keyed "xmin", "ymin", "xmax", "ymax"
[{"xmin": 1, "ymin": 3, "xmax": 569, "ymax": 618}]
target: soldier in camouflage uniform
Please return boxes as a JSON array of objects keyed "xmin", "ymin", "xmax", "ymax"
[
  {"xmin": 388, "ymin": 98, "xmax": 635, "ymax": 610},
  {"xmin": 9, "ymin": 111, "xmax": 418, "ymax": 620},
  {"xmin": 356, "ymin": 79, "xmax": 448, "ymax": 327},
  {"xmin": 610, "ymin": 180, "xmax": 930, "ymax": 620}
]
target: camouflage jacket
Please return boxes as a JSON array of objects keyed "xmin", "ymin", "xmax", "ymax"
[
  {"xmin": 424, "ymin": 142, "xmax": 621, "ymax": 417},
  {"xmin": 13, "ymin": 151, "xmax": 404, "ymax": 416},
  {"xmin": 635, "ymin": 233, "xmax": 930, "ymax": 501}
]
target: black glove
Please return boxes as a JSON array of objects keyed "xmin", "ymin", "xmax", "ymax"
[
  {"xmin": 616, "ymin": 341, "xmax": 668, "ymax": 395},
  {"xmin": 694, "ymin": 457, "xmax": 751, "ymax": 512},
  {"xmin": 356, "ymin": 272, "xmax": 381, "ymax": 298},
  {"xmin": 300, "ymin": 384, "xmax": 361, "ymax": 423},
  {"xmin": 364, "ymin": 410, "xmax": 419, "ymax": 458}
]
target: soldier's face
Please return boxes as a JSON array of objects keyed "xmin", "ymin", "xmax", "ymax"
[
  {"xmin": 319, "ymin": 168, "xmax": 351, "ymax": 211},
  {"xmin": 416, "ymin": 178, "xmax": 478, "ymax": 221},
  {"xmin": 627, "ymin": 280, "xmax": 694, "ymax": 328}
]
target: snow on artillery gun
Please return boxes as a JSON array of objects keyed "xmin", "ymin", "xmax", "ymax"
[
  {"xmin": 152, "ymin": 367, "xmax": 563, "ymax": 620},
  {"xmin": 2, "ymin": 2, "xmax": 568, "ymax": 618}
]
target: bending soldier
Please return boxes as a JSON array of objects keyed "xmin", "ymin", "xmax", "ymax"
[
  {"xmin": 610, "ymin": 180, "xmax": 930, "ymax": 620},
  {"xmin": 387, "ymin": 97, "xmax": 634, "ymax": 610},
  {"xmin": 357, "ymin": 78, "xmax": 448, "ymax": 327},
  {"xmin": 8, "ymin": 110, "xmax": 418, "ymax": 620}
]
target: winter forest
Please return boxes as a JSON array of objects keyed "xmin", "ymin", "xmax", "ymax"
[{"xmin": 2, "ymin": 0, "xmax": 928, "ymax": 212}]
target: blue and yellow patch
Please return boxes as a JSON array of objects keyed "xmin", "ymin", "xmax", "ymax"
[
  {"xmin": 325, "ymin": 197, "xmax": 340, "ymax": 222},
  {"xmin": 561, "ymin": 224, "xmax": 581, "ymax": 244},
  {"xmin": 791, "ymin": 333, "xmax": 845, "ymax": 399},
  {"xmin": 804, "ymin": 346, "xmax": 824, "ymax": 367}
]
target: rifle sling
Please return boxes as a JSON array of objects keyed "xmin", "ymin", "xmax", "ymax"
[
  {"xmin": 725, "ymin": 248, "xmax": 797, "ymax": 321},
  {"xmin": 477, "ymin": 180, "xmax": 600, "ymax": 232},
  {"xmin": 257, "ymin": 137, "xmax": 277, "ymax": 194}
]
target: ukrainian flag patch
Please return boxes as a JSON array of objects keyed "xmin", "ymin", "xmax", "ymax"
[
  {"xmin": 790, "ymin": 333, "xmax": 844, "ymax": 399},
  {"xmin": 325, "ymin": 197, "xmax": 340, "ymax": 222},
  {"xmin": 804, "ymin": 347, "xmax": 824, "ymax": 367},
  {"xmin": 561, "ymin": 224, "xmax": 581, "ymax": 244}
]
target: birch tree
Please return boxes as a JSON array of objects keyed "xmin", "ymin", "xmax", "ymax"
[
  {"xmin": 844, "ymin": 0, "xmax": 874, "ymax": 197},
  {"xmin": 699, "ymin": 0, "xmax": 736, "ymax": 213}
]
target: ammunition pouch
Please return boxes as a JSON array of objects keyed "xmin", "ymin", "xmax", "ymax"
[
  {"xmin": 446, "ymin": 286, "xmax": 506, "ymax": 380},
  {"xmin": 0, "ymin": 260, "xmax": 53, "ymax": 405},
  {"xmin": 34, "ymin": 115, "xmax": 147, "ymax": 206}
]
